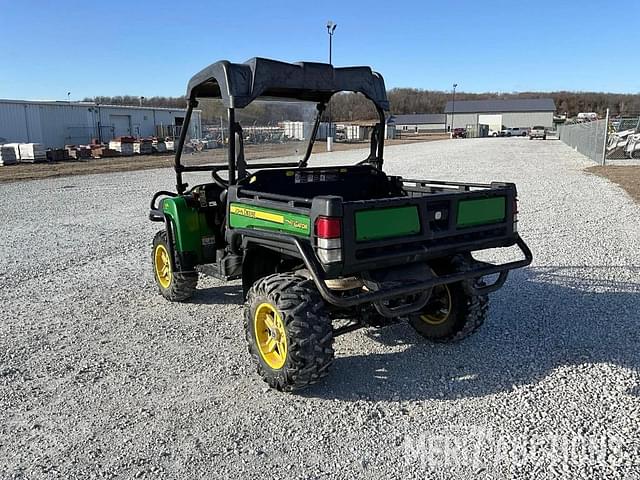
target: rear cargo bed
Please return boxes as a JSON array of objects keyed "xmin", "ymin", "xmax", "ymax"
[{"xmin": 337, "ymin": 178, "xmax": 518, "ymax": 275}]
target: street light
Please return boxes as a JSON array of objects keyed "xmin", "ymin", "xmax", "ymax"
[
  {"xmin": 67, "ymin": 91, "xmax": 71, "ymax": 102},
  {"xmin": 451, "ymin": 83, "xmax": 458, "ymax": 138},
  {"xmin": 327, "ymin": 20, "xmax": 336, "ymax": 64},
  {"xmin": 140, "ymin": 96, "xmax": 145, "ymax": 107},
  {"xmin": 326, "ymin": 20, "xmax": 337, "ymax": 151}
]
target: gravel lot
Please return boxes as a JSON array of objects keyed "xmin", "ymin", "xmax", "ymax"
[{"xmin": 1, "ymin": 138, "xmax": 639, "ymax": 479}]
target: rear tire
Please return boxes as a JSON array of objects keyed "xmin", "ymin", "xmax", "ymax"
[
  {"xmin": 152, "ymin": 230, "xmax": 198, "ymax": 302},
  {"xmin": 408, "ymin": 256, "xmax": 488, "ymax": 343},
  {"xmin": 244, "ymin": 273, "xmax": 334, "ymax": 391}
]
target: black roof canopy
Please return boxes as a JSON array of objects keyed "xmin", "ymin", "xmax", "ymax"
[{"xmin": 187, "ymin": 57, "xmax": 389, "ymax": 110}]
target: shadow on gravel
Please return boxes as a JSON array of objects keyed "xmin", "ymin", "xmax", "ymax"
[
  {"xmin": 186, "ymin": 284, "xmax": 243, "ymax": 305},
  {"xmin": 303, "ymin": 267, "xmax": 640, "ymax": 402}
]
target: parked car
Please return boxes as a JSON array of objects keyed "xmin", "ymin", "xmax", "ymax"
[
  {"xmin": 529, "ymin": 126, "xmax": 546, "ymax": 140},
  {"xmin": 502, "ymin": 127, "xmax": 529, "ymax": 137},
  {"xmin": 452, "ymin": 127, "xmax": 467, "ymax": 138}
]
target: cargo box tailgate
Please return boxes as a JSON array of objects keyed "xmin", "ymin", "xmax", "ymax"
[{"xmin": 339, "ymin": 182, "xmax": 517, "ymax": 274}]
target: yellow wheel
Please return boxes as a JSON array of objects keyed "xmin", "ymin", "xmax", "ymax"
[
  {"xmin": 419, "ymin": 285, "xmax": 452, "ymax": 326},
  {"xmin": 154, "ymin": 243, "xmax": 172, "ymax": 289},
  {"xmin": 245, "ymin": 273, "xmax": 334, "ymax": 391},
  {"xmin": 253, "ymin": 303, "xmax": 288, "ymax": 370},
  {"xmin": 408, "ymin": 257, "xmax": 488, "ymax": 343},
  {"xmin": 151, "ymin": 230, "xmax": 198, "ymax": 302}
]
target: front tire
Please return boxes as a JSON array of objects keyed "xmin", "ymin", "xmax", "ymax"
[
  {"xmin": 152, "ymin": 230, "xmax": 198, "ymax": 301},
  {"xmin": 244, "ymin": 273, "xmax": 334, "ymax": 391},
  {"xmin": 408, "ymin": 257, "xmax": 488, "ymax": 343}
]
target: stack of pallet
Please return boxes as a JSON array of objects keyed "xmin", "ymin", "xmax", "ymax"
[
  {"xmin": 18, "ymin": 143, "xmax": 47, "ymax": 163},
  {"xmin": 46, "ymin": 149, "xmax": 69, "ymax": 162},
  {"xmin": 0, "ymin": 145, "xmax": 18, "ymax": 166},
  {"xmin": 66, "ymin": 145, "xmax": 92, "ymax": 160},
  {"xmin": 133, "ymin": 139, "xmax": 153, "ymax": 155},
  {"xmin": 153, "ymin": 139, "xmax": 167, "ymax": 153},
  {"xmin": 109, "ymin": 136, "xmax": 135, "ymax": 156},
  {"xmin": 90, "ymin": 145, "xmax": 120, "ymax": 158},
  {"xmin": 4, "ymin": 143, "xmax": 22, "ymax": 162}
]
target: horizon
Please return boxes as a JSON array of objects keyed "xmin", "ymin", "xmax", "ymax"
[
  {"xmin": 4, "ymin": 88, "xmax": 639, "ymax": 104},
  {"xmin": 2, "ymin": 1, "xmax": 640, "ymax": 100}
]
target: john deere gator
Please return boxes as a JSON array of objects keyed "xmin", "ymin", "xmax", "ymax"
[{"xmin": 149, "ymin": 58, "xmax": 533, "ymax": 391}]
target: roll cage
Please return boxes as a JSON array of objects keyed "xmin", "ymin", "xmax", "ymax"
[{"xmin": 173, "ymin": 57, "xmax": 390, "ymax": 194}]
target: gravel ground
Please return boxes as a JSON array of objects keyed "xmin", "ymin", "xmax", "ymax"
[{"xmin": 1, "ymin": 138, "xmax": 639, "ymax": 479}]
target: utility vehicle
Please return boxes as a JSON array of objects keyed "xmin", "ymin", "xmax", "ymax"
[{"xmin": 149, "ymin": 58, "xmax": 532, "ymax": 391}]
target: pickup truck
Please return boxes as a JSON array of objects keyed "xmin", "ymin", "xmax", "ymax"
[
  {"xmin": 501, "ymin": 127, "xmax": 529, "ymax": 137},
  {"xmin": 529, "ymin": 126, "xmax": 546, "ymax": 140}
]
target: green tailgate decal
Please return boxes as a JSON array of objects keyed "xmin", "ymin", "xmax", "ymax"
[
  {"xmin": 355, "ymin": 206, "xmax": 421, "ymax": 241},
  {"xmin": 229, "ymin": 203, "xmax": 310, "ymax": 236},
  {"xmin": 456, "ymin": 197, "xmax": 506, "ymax": 227}
]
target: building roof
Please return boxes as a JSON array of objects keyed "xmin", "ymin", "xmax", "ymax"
[
  {"xmin": 387, "ymin": 113, "xmax": 446, "ymax": 125},
  {"xmin": 0, "ymin": 98, "xmax": 190, "ymax": 113},
  {"xmin": 444, "ymin": 98, "xmax": 556, "ymax": 114}
]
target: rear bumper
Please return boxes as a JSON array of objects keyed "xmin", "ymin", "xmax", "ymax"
[{"xmin": 293, "ymin": 235, "xmax": 533, "ymax": 311}]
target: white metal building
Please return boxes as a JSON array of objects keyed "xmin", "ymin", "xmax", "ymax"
[
  {"xmin": 387, "ymin": 114, "xmax": 446, "ymax": 133},
  {"xmin": 444, "ymin": 99, "xmax": 556, "ymax": 132},
  {"xmin": 0, "ymin": 99, "xmax": 202, "ymax": 148}
]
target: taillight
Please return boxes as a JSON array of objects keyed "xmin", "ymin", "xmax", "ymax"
[
  {"xmin": 513, "ymin": 198, "xmax": 519, "ymax": 233},
  {"xmin": 315, "ymin": 216, "xmax": 342, "ymax": 263},
  {"xmin": 315, "ymin": 217, "xmax": 341, "ymax": 239}
]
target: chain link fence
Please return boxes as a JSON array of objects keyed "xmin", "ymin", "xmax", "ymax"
[
  {"xmin": 558, "ymin": 114, "xmax": 640, "ymax": 164},
  {"xmin": 558, "ymin": 120, "xmax": 607, "ymax": 163}
]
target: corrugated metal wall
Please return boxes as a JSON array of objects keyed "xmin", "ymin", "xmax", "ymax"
[
  {"xmin": 395, "ymin": 123, "xmax": 445, "ymax": 132},
  {"xmin": 447, "ymin": 112, "xmax": 554, "ymax": 130},
  {"xmin": 446, "ymin": 113, "xmax": 478, "ymax": 130},
  {"xmin": 501, "ymin": 112, "xmax": 553, "ymax": 129},
  {"xmin": 0, "ymin": 101, "xmax": 202, "ymax": 148}
]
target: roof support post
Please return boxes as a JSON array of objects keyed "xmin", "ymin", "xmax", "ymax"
[
  {"xmin": 228, "ymin": 108, "xmax": 236, "ymax": 185},
  {"xmin": 174, "ymin": 98, "xmax": 198, "ymax": 194}
]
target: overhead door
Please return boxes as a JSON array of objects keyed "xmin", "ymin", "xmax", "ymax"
[
  {"xmin": 479, "ymin": 114, "xmax": 502, "ymax": 133},
  {"xmin": 110, "ymin": 114, "xmax": 131, "ymax": 137}
]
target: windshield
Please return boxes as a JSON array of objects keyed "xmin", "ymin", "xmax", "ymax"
[{"xmin": 181, "ymin": 98, "xmax": 320, "ymax": 167}]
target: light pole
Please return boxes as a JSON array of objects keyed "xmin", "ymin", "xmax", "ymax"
[
  {"xmin": 139, "ymin": 96, "xmax": 145, "ymax": 107},
  {"xmin": 326, "ymin": 20, "xmax": 337, "ymax": 151},
  {"xmin": 67, "ymin": 91, "xmax": 71, "ymax": 102},
  {"xmin": 450, "ymin": 83, "xmax": 457, "ymax": 138}
]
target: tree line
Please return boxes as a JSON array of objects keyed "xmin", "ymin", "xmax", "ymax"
[{"xmin": 84, "ymin": 90, "xmax": 640, "ymax": 123}]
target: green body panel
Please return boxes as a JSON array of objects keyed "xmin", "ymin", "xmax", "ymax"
[
  {"xmin": 355, "ymin": 206, "xmax": 421, "ymax": 241},
  {"xmin": 456, "ymin": 197, "xmax": 506, "ymax": 227},
  {"xmin": 162, "ymin": 197, "xmax": 215, "ymax": 258},
  {"xmin": 229, "ymin": 202, "xmax": 310, "ymax": 236}
]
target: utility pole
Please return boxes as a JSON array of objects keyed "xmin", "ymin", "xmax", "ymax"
[
  {"xmin": 602, "ymin": 108, "xmax": 610, "ymax": 166},
  {"xmin": 326, "ymin": 20, "xmax": 337, "ymax": 152},
  {"xmin": 450, "ymin": 83, "xmax": 458, "ymax": 138}
]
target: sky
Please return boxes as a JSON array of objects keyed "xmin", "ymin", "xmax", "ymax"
[{"xmin": 1, "ymin": 0, "xmax": 639, "ymax": 101}]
